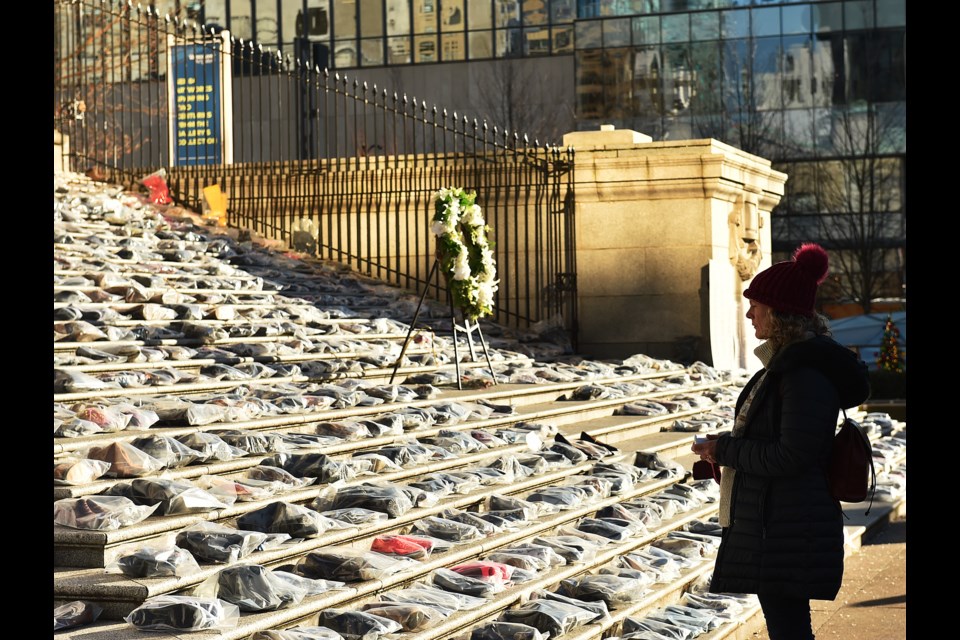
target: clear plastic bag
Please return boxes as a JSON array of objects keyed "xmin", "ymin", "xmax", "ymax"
[
  {"xmin": 525, "ymin": 486, "xmax": 587, "ymax": 510},
  {"xmin": 620, "ymin": 616, "xmax": 691, "ymax": 640},
  {"xmin": 548, "ymin": 441, "xmax": 589, "ymax": 464},
  {"xmin": 54, "ymin": 495, "xmax": 159, "ymax": 530},
  {"xmin": 651, "ymin": 536, "xmax": 710, "ymax": 561},
  {"xmin": 53, "ymin": 459, "xmax": 111, "ymax": 485},
  {"xmin": 56, "ymin": 417, "xmax": 104, "ymax": 438},
  {"xmin": 175, "ymin": 521, "xmax": 271, "ymax": 564},
  {"xmin": 576, "ymin": 517, "xmax": 643, "ymax": 542},
  {"xmin": 181, "ymin": 403, "xmax": 230, "ymax": 426},
  {"xmin": 73, "ymin": 404, "xmax": 132, "ymax": 432},
  {"xmin": 107, "ymin": 545, "xmax": 201, "ymax": 578},
  {"xmin": 368, "ymin": 442, "xmax": 435, "ymax": 467},
  {"xmin": 448, "ymin": 508, "xmax": 508, "ymax": 534},
  {"xmin": 237, "ymin": 501, "xmax": 336, "ymax": 539},
  {"xmin": 85, "ymin": 441, "xmax": 165, "ymax": 478},
  {"xmin": 350, "ymin": 453, "xmax": 405, "ymax": 475},
  {"xmin": 449, "ymin": 561, "xmax": 514, "ymax": 585},
  {"xmin": 125, "ymin": 595, "xmax": 240, "ymax": 631},
  {"xmin": 401, "ymin": 485, "xmax": 440, "ymax": 508},
  {"xmin": 470, "ymin": 621, "xmax": 549, "ymax": 640},
  {"xmin": 618, "ymin": 551, "xmax": 682, "ymax": 584},
  {"xmin": 432, "ymin": 567, "xmax": 504, "ymax": 598},
  {"xmin": 295, "ymin": 548, "xmax": 418, "ymax": 582},
  {"xmin": 314, "ymin": 482, "xmax": 414, "ymax": 518},
  {"xmin": 358, "ymin": 602, "xmax": 444, "ymax": 632},
  {"xmin": 54, "ymin": 369, "xmax": 113, "ymax": 393},
  {"xmin": 500, "ymin": 598, "xmax": 600, "ymax": 637},
  {"xmin": 251, "ymin": 627, "xmax": 347, "ymax": 640},
  {"xmin": 176, "ymin": 432, "xmax": 247, "ymax": 461},
  {"xmin": 381, "ymin": 584, "xmax": 487, "ymax": 615},
  {"xmin": 486, "ymin": 494, "xmax": 538, "ymax": 519},
  {"xmin": 410, "ymin": 515, "xmax": 486, "ymax": 543},
  {"xmin": 270, "ymin": 570, "xmax": 346, "ymax": 596},
  {"xmin": 679, "ymin": 592, "xmax": 745, "ymax": 620},
  {"xmin": 484, "ymin": 551, "xmax": 549, "ymax": 573},
  {"xmin": 124, "ymin": 477, "xmax": 230, "ymax": 515},
  {"xmin": 371, "ymin": 534, "xmax": 452, "ymax": 560},
  {"xmin": 555, "ymin": 524, "xmax": 615, "ymax": 547},
  {"xmin": 213, "ymin": 429, "xmax": 288, "ymax": 455},
  {"xmin": 315, "ymin": 420, "xmax": 371, "ymax": 440},
  {"xmin": 264, "ymin": 452, "xmax": 355, "ymax": 483},
  {"xmin": 130, "ymin": 435, "xmax": 204, "ymax": 469},
  {"xmin": 409, "ymin": 472, "xmax": 479, "ymax": 497},
  {"xmin": 495, "ymin": 543, "xmax": 567, "ymax": 569},
  {"xmin": 321, "ymin": 507, "xmax": 389, "ymax": 526},
  {"xmin": 531, "ymin": 588, "xmax": 610, "ymax": 621},
  {"xmin": 204, "ymin": 563, "xmax": 310, "ymax": 612},
  {"xmin": 649, "ymin": 604, "xmax": 722, "ymax": 634},
  {"xmin": 316, "ymin": 608, "xmax": 403, "ymax": 640},
  {"xmin": 196, "ymin": 474, "xmax": 278, "ymax": 503},
  {"xmin": 641, "ymin": 544, "xmax": 701, "ymax": 569},
  {"xmin": 530, "ymin": 535, "xmax": 600, "ymax": 564},
  {"xmin": 54, "ymin": 600, "xmax": 103, "ymax": 631},
  {"xmin": 559, "ymin": 572, "xmax": 651, "ymax": 606},
  {"xmin": 246, "ymin": 465, "xmax": 315, "ymax": 489}
]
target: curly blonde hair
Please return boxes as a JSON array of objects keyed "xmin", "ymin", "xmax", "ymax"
[{"xmin": 769, "ymin": 311, "xmax": 832, "ymax": 347}]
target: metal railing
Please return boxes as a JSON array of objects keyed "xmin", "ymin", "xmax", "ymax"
[{"xmin": 53, "ymin": 0, "xmax": 578, "ymax": 346}]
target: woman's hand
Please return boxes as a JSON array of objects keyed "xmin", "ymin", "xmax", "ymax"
[{"xmin": 691, "ymin": 438, "xmax": 719, "ymax": 464}]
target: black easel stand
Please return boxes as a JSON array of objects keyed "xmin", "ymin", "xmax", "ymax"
[{"xmin": 389, "ymin": 259, "xmax": 498, "ymax": 390}]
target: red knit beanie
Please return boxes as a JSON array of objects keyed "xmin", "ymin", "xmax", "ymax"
[{"xmin": 743, "ymin": 243, "xmax": 829, "ymax": 317}]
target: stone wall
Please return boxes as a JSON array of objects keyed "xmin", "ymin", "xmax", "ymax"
[{"xmin": 562, "ymin": 125, "xmax": 786, "ymax": 371}]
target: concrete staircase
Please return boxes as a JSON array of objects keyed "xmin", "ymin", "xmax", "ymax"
[{"xmin": 53, "ymin": 170, "xmax": 907, "ymax": 640}]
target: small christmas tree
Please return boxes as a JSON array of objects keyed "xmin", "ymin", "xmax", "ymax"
[{"xmin": 876, "ymin": 315, "xmax": 905, "ymax": 373}]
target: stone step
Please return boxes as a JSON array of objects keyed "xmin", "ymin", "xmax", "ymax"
[
  {"xmin": 54, "ymin": 376, "xmax": 732, "ymax": 461},
  {"xmin": 54, "ymin": 450, "xmax": 685, "ymax": 607},
  {"xmin": 52, "ymin": 404, "xmax": 721, "ymax": 566}
]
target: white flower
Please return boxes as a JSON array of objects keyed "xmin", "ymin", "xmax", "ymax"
[
  {"xmin": 477, "ymin": 266, "xmax": 497, "ymax": 284},
  {"xmin": 477, "ymin": 280, "xmax": 498, "ymax": 308},
  {"xmin": 462, "ymin": 204, "xmax": 484, "ymax": 226},
  {"xmin": 452, "ymin": 251, "xmax": 471, "ymax": 280},
  {"xmin": 431, "ymin": 218, "xmax": 455, "ymax": 236},
  {"xmin": 447, "ymin": 199, "xmax": 462, "ymax": 221}
]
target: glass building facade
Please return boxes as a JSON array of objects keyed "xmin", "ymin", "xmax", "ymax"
[
  {"xmin": 572, "ymin": 2, "xmax": 905, "ymax": 278},
  {"xmin": 171, "ymin": 1, "xmax": 579, "ymax": 66},
  {"xmin": 159, "ymin": 0, "xmax": 907, "ymax": 306}
]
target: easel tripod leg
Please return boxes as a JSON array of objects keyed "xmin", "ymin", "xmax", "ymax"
[{"xmin": 389, "ymin": 260, "xmax": 439, "ymax": 384}]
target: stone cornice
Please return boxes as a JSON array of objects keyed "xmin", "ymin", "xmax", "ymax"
[{"xmin": 568, "ymin": 137, "xmax": 787, "ymax": 205}]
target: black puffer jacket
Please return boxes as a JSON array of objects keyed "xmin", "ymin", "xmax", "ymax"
[{"xmin": 710, "ymin": 335, "xmax": 870, "ymax": 600}]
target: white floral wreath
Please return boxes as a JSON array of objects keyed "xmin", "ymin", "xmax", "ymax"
[{"xmin": 431, "ymin": 187, "xmax": 499, "ymax": 320}]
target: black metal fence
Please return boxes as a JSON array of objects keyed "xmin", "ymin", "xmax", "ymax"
[{"xmin": 53, "ymin": 0, "xmax": 578, "ymax": 345}]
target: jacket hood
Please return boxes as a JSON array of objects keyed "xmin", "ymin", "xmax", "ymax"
[{"xmin": 768, "ymin": 334, "xmax": 871, "ymax": 409}]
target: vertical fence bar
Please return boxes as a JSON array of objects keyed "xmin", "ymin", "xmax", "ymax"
[{"xmin": 54, "ymin": 0, "xmax": 577, "ymax": 342}]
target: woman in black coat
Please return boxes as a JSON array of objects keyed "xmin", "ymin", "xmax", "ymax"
[{"xmin": 693, "ymin": 243, "xmax": 870, "ymax": 640}]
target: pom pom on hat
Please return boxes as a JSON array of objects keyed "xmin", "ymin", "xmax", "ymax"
[
  {"xmin": 743, "ymin": 243, "xmax": 829, "ymax": 317},
  {"xmin": 793, "ymin": 243, "xmax": 829, "ymax": 286}
]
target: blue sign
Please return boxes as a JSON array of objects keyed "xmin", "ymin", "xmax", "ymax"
[{"xmin": 171, "ymin": 42, "xmax": 222, "ymax": 165}]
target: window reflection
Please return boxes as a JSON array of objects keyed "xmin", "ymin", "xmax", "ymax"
[
  {"xmin": 604, "ymin": 18, "xmax": 631, "ymax": 47},
  {"xmin": 632, "ymin": 16, "xmax": 660, "ymax": 46},
  {"xmin": 782, "ymin": 3, "xmax": 811, "ymax": 35},
  {"xmin": 603, "ymin": 47, "xmax": 632, "ymax": 119},
  {"xmin": 691, "ymin": 11, "xmax": 719, "ymax": 42}
]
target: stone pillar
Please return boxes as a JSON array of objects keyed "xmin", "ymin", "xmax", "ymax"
[{"xmin": 562, "ymin": 125, "xmax": 786, "ymax": 371}]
